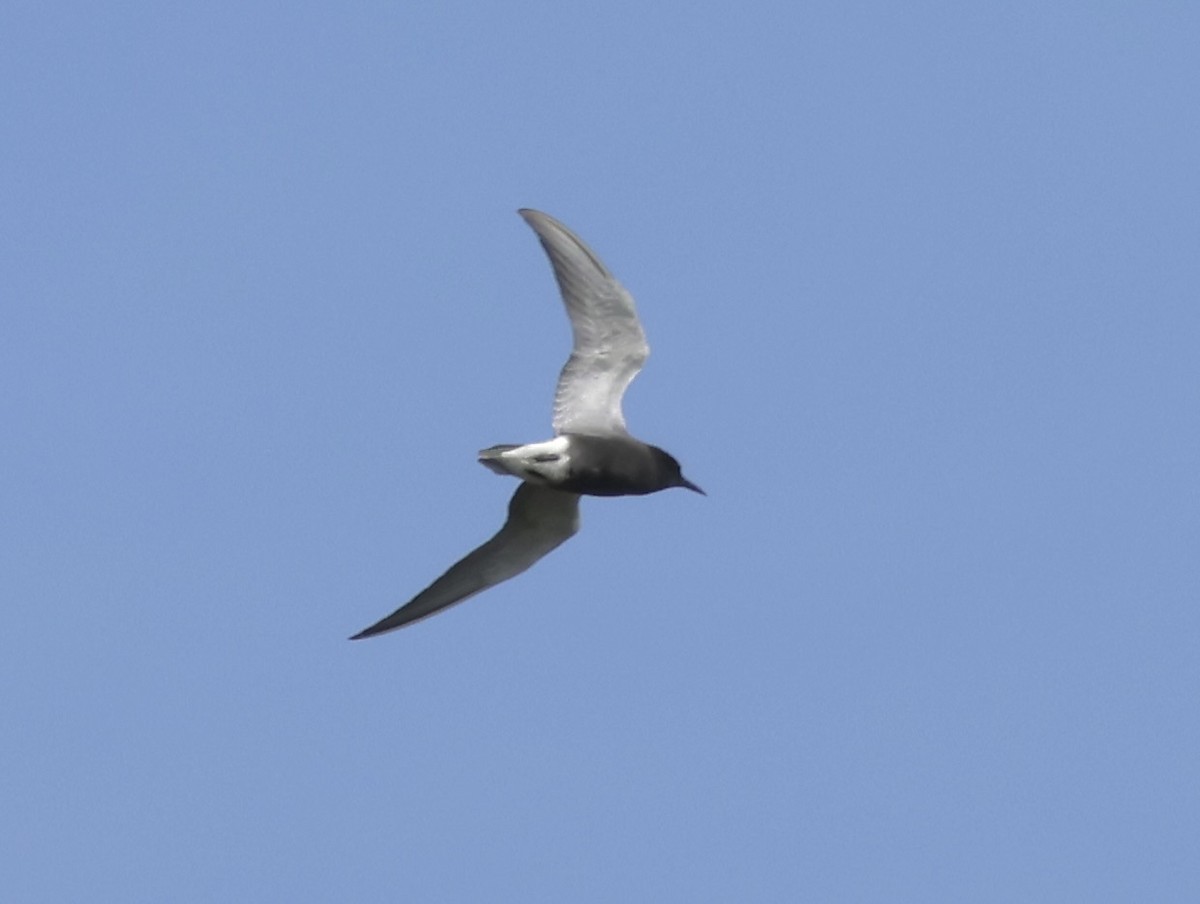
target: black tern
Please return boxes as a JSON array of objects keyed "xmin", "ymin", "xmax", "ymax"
[{"xmin": 351, "ymin": 209, "xmax": 703, "ymax": 639}]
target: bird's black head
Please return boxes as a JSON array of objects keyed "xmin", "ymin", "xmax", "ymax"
[{"xmin": 650, "ymin": 445, "xmax": 705, "ymax": 495}]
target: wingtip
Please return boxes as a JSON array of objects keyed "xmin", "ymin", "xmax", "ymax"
[
  {"xmin": 517, "ymin": 207, "xmax": 551, "ymax": 227},
  {"xmin": 349, "ymin": 619, "xmax": 396, "ymax": 641},
  {"xmin": 518, "ymin": 208, "xmax": 575, "ymax": 235},
  {"xmin": 349, "ymin": 618, "xmax": 409, "ymax": 640}
]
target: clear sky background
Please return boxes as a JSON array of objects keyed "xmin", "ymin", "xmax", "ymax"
[{"xmin": 3, "ymin": 3, "xmax": 1197, "ymax": 901}]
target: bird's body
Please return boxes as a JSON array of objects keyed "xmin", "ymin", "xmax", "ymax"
[
  {"xmin": 478, "ymin": 433, "xmax": 698, "ymax": 497},
  {"xmin": 351, "ymin": 209, "xmax": 702, "ymax": 639}
]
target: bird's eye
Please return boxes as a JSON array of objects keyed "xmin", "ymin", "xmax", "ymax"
[{"xmin": 533, "ymin": 453, "xmax": 561, "ymax": 462}]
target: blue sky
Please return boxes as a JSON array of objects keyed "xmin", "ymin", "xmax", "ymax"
[{"xmin": 3, "ymin": 2, "xmax": 1198, "ymax": 901}]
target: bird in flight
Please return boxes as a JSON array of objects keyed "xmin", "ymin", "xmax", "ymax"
[{"xmin": 351, "ymin": 209, "xmax": 703, "ymax": 639}]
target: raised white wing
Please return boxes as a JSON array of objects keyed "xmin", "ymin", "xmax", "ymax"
[
  {"xmin": 351, "ymin": 484, "xmax": 580, "ymax": 638},
  {"xmin": 519, "ymin": 209, "xmax": 649, "ymax": 436}
]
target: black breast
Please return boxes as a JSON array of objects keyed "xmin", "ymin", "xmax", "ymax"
[{"xmin": 557, "ymin": 435, "xmax": 672, "ymax": 497}]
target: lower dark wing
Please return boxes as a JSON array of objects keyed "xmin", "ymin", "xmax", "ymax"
[{"xmin": 350, "ymin": 484, "xmax": 581, "ymax": 639}]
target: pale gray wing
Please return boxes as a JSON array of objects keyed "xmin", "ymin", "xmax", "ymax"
[
  {"xmin": 351, "ymin": 484, "xmax": 580, "ymax": 639},
  {"xmin": 519, "ymin": 209, "xmax": 649, "ymax": 436}
]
